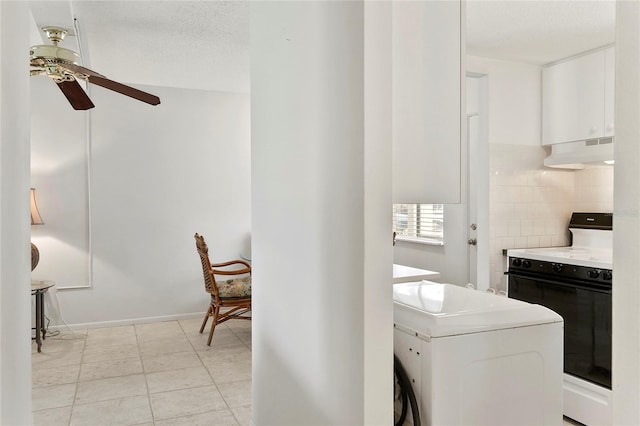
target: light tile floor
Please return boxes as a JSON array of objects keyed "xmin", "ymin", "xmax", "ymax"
[
  {"xmin": 33, "ymin": 318, "xmax": 584, "ymax": 426},
  {"xmin": 32, "ymin": 317, "xmax": 252, "ymax": 426}
]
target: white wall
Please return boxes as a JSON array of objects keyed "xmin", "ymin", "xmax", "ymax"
[
  {"xmin": 613, "ymin": 2, "xmax": 640, "ymax": 423},
  {"xmin": 0, "ymin": 2, "xmax": 33, "ymax": 423},
  {"xmin": 31, "ymin": 76, "xmax": 90, "ymax": 289},
  {"xmin": 467, "ymin": 55, "xmax": 542, "ymax": 147},
  {"xmin": 251, "ymin": 2, "xmax": 392, "ymax": 423},
  {"xmin": 363, "ymin": 2, "xmax": 394, "ymax": 422},
  {"xmin": 31, "ymin": 83, "xmax": 251, "ymax": 326}
]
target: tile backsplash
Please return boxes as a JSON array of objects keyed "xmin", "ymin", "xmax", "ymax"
[
  {"xmin": 490, "ymin": 144, "xmax": 613, "ymax": 291},
  {"xmin": 574, "ymin": 165, "xmax": 614, "ymax": 213}
]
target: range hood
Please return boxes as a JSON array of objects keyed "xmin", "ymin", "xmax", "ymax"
[{"xmin": 544, "ymin": 137, "xmax": 614, "ymax": 170}]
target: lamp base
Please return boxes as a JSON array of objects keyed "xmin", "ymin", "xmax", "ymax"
[{"xmin": 31, "ymin": 243, "xmax": 40, "ymax": 271}]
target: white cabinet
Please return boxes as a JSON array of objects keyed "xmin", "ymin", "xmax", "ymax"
[
  {"xmin": 392, "ymin": 0, "xmax": 463, "ymax": 204},
  {"xmin": 542, "ymin": 47, "xmax": 615, "ymax": 145}
]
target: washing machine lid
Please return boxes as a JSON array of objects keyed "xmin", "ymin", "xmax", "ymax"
[{"xmin": 393, "ymin": 281, "xmax": 563, "ymax": 338}]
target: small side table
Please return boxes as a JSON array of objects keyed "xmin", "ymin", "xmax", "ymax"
[{"xmin": 31, "ymin": 280, "xmax": 54, "ymax": 353}]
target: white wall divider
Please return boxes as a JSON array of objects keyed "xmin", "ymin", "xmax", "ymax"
[
  {"xmin": 250, "ymin": 2, "xmax": 393, "ymax": 424},
  {"xmin": 363, "ymin": 2, "xmax": 394, "ymax": 424},
  {"xmin": 613, "ymin": 2, "xmax": 640, "ymax": 424},
  {"xmin": 0, "ymin": 2, "xmax": 33, "ymax": 423}
]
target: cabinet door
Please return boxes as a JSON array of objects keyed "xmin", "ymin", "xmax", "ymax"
[
  {"xmin": 542, "ymin": 50, "xmax": 606, "ymax": 145},
  {"xmin": 392, "ymin": 1, "xmax": 462, "ymax": 204},
  {"xmin": 604, "ymin": 47, "xmax": 615, "ymax": 137}
]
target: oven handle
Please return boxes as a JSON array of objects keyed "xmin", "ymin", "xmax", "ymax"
[{"xmin": 506, "ymin": 271, "xmax": 612, "ymax": 294}]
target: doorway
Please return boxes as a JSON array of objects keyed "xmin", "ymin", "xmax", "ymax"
[{"xmin": 466, "ymin": 74, "xmax": 489, "ymax": 290}]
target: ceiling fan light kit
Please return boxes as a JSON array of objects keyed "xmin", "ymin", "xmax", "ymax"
[{"xmin": 30, "ymin": 26, "xmax": 160, "ymax": 110}]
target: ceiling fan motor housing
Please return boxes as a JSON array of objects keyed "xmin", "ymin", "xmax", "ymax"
[
  {"xmin": 30, "ymin": 26, "xmax": 80, "ymax": 81},
  {"xmin": 30, "ymin": 45, "xmax": 82, "ymax": 82},
  {"xmin": 30, "ymin": 45, "xmax": 80, "ymax": 66}
]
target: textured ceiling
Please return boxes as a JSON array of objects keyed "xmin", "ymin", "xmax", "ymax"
[
  {"xmin": 466, "ymin": 0, "xmax": 616, "ymax": 65},
  {"xmin": 29, "ymin": 1, "xmax": 616, "ymax": 94}
]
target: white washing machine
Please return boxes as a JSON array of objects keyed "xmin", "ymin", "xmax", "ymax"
[{"xmin": 394, "ymin": 281, "xmax": 564, "ymax": 426}]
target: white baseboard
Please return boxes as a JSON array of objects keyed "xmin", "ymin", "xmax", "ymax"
[{"xmin": 48, "ymin": 312, "xmax": 204, "ymax": 331}]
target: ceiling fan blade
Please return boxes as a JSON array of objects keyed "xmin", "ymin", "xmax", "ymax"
[
  {"xmin": 55, "ymin": 79, "xmax": 95, "ymax": 110},
  {"xmin": 58, "ymin": 62, "xmax": 106, "ymax": 78},
  {"xmin": 87, "ymin": 75, "xmax": 161, "ymax": 106},
  {"xmin": 58, "ymin": 63, "xmax": 160, "ymax": 106}
]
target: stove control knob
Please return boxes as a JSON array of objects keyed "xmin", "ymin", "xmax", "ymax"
[
  {"xmin": 552, "ymin": 264, "xmax": 563, "ymax": 273},
  {"xmin": 588, "ymin": 269, "xmax": 601, "ymax": 279},
  {"xmin": 522, "ymin": 260, "xmax": 532, "ymax": 268},
  {"xmin": 602, "ymin": 271, "xmax": 612, "ymax": 281},
  {"xmin": 512, "ymin": 258, "xmax": 522, "ymax": 267}
]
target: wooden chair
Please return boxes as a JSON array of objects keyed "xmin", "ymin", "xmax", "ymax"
[{"xmin": 194, "ymin": 233, "xmax": 252, "ymax": 346}]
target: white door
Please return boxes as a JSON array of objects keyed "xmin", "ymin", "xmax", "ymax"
[{"xmin": 466, "ymin": 75, "xmax": 490, "ymax": 290}]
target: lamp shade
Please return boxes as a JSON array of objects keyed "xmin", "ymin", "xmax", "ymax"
[{"xmin": 30, "ymin": 188, "xmax": 44, "ymax": 225}]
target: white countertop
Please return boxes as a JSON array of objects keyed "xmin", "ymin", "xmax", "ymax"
[
  {"xmin": 393, "ymin": 264, "xmax": 440, "ymax": 284},
  {"xmin": 507, "ymin": 247, "xmax": 612, "ymax": 269},
  {"xmin": 393, "ymin": 281, "xmax": 563, "ymax": 338}
]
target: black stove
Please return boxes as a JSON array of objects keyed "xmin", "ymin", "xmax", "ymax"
[
  {"xmin": 509, "ymin": 258, "xmax": 612, "ymax": 289},
  {"xmin": 507, "ymin": 212, "xmax": 612, "ymax": 391}
]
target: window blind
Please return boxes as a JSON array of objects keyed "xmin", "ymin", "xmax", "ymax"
[{"xmin": 393, "ymin": 204, "xmax": 444, "ymax": 243}]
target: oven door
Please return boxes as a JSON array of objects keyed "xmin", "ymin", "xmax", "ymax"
[{"xmin": 508, "ymin": 272, "xmax": 611, "ymax": 389}]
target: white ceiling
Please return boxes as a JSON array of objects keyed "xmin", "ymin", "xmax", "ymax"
[
  {"xmin": 29, "ymin": 1, "xmax": 616, "ymax": 94},
  {"xmin": 466, "ymin": 0, "xmax": 616, "ymax": 65}
]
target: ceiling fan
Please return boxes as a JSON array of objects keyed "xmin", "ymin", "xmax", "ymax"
[{"xmin": 30, "ymin": 26, "xmax": 161, "ymax": 110}]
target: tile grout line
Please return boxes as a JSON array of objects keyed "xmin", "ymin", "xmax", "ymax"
[
  {"xmin": 227, "ymin": 322, "xmax": 252, "ymax": 351},
  {"xmin": 134, "ymin": 323, "xmax": 156, "ymax": 425},
  {"xmin": 179, "ymin": 319, "xmax": 243, "ymax": 426},
  {"xmin": 70, "ymin": 329, "xmax": 151, "ymax": 414},
  {"xmin": 219, "ymin": 321, "xmax": 252, "ymax": 425},
  {"xmin": 179, "ymin": 320, "xmax": 231, "ymax": 396},
  {"xmin": 69, "ymin": 330, "xmax": 88, "ymax": 425},
  {"xmin": 147, "ymin": 321, "xmax": 238, "ymax": 420}
]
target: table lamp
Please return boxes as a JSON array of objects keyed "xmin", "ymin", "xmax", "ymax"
[{"xmin": 30, "ymin": 188, "xmax": 44, "ymax": 271}]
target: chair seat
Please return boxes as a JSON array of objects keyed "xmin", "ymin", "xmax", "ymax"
[{"xmin": 216, "ymin": 276, "xmax": 251, "ymax": 298}]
